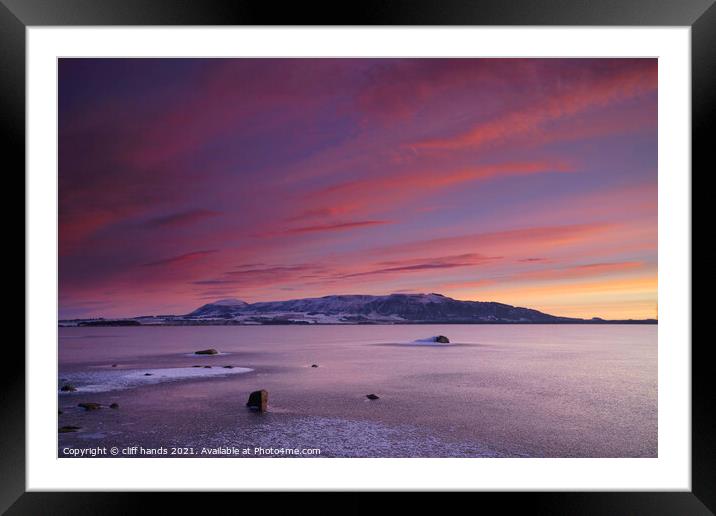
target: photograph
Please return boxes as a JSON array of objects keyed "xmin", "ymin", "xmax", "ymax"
[{"xmin": 57, "ymin": 57, "xmax": 658, "ymax": 459}]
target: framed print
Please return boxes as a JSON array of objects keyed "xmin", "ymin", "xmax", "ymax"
[{"xmin": 6, "ymin": 0, "xmax": 708, "ymax": 513}]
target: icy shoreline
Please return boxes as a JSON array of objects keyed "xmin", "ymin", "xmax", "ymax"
[{"xmin": 58, "ymin": 366, "xmax": 253, "ymax": 394}]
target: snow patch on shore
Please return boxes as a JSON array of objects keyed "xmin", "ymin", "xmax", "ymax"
[
  {"xmin": 410, "ymin": 337, "xmax": 453, "ymax": 346},
  {"xmin": 58, "ymin": 366, "xmax": 252, "ymax": 394}
]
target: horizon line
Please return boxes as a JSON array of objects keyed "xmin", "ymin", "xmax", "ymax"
[{"xmin": 59, "ymin": 291, "xmax": 658, "ymax": 322}]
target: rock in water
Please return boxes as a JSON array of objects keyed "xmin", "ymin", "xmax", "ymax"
[
  {"xmin": 78, "ymin": 402, "xmax": 101, "ymax": 411},
  {"xmin": 59, "ymin": 425, "xmax": 81, "ymax": 433},
  {"xmin": 195, "ymin": 348, "xmax": 219, "ymax": 355},
  {"xmin": 435, "ymin": 335, "xmax": 450, "ymax": 343},
  {"xmin": 311, "ymin": 364, "xmax": 319, "ymax": 368},
  {"xmin": 109, "ymin": 403, "xmax": 119, "ymax": 409},
  {"xmin": 366, "ymin": 394, "xmax": 380, "ymax": 400},
  {"xmin": 246, "ymin": 390, "xmax": 268, "ymax": 412},
  {"xmin": 60, "ymin": 384, "xmax": 77, "ymax": 392}
]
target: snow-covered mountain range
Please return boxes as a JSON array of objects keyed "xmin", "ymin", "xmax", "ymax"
[{"xmin": 60, "ymin": 293, "xmax": 657, "ymax": 326}]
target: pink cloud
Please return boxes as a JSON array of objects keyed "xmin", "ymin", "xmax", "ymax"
[
  {"xmin": 284, "ymin": 220, "xmax": 393, "ymax": 235},
  {"xmin": 143, "ymin": 250, "xmax": 218, "ymax": 267},
  {"xmin": 145, "ymin": 209, "xmax": 221, "ymax": 228},
  {"xmin": 342, "ymin": 253, "xmax": 502, "ymax": 278},
  {"xmin": 299, "ymin": 160, "xmax": 574, "ymax": 225},
  {"xmin": 509, "ymin": 261, "xmax": 646, "ymax": 282},
  {"xmin": 413, "ymin": 63, "xmax": 657, "ymax": 152}
]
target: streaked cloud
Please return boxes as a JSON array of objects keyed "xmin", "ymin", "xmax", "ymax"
[
  {"xmin": 145, "ymin": 209, "xmax": 221, "ymax": 228},
  {"xmin": 59, "ymin": 58, "xmax": 657, "ymax": 319},
  {"xmin": 283, "ymin": 220, "xmax": 392, "ymax": 236},
  {"xmin": 342, "ymin": 253, "xmax": 502, "ymax": 278},
  {"xmin": 143, "ymin": 250, "xmax": 218, "ymax": 267}
]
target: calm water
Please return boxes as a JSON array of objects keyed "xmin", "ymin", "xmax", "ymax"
[{"xmin": 58, "ymin": 325, "xmax": 657, "ymax": 458}]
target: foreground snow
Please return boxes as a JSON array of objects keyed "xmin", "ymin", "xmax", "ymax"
[{"xmin": 58, "ymin": 366, "xmax": 253, "ymax": 393}]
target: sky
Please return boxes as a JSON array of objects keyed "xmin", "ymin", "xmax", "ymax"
[{"xmin": 58, "ymin": 58, "xmax": 657, "ymax": 320}]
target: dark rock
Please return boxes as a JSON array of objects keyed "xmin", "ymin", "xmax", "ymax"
[
  {"xmin": 195, "ymin": 348, "xmax": 219, "ymax": 355},
  {"xmin": 78, "ymin": 402, "xmax": 101, "ymax": 411},
  {"xmin": 246, "ymin": 390, "xmax": 268, "ymax": 412},
  {"xmin": 60, "ymin": 384, "xmax": 77, "ymax": 392},
  {"xmin": 59, "ymin": 425, "xmax": 81, "ymax": 433},
  {"xmin": 435, "ymin": 335, "xmax": 450, "ymax": 343},
  {"xmin": 144, "ymin": 373, "xmax": 153, "ymax": 376},
  {"xmin": 192, "ymin": 365, "xmax": 202, "ymax": 368},
  {"xmin": 111, "ymin": 364, "xmax": 117, "ymax": 367},
  {"xmin": 223, "ymin": 365, "xmax": 234, "ymax": 369},
  {"xmin": 109, "ymin": 403, "xmax": 119, "ymax": 409},
  {"xmin": 203, "ymin": 365, "xmax": 212, "ymax": 368},
  {"xmin": 366, "ymin": 394, "xmax": 380, "ymax": 400},
  {"xmin": 311, "ymin": 364, "xmax": 319, "ymax": 368}
]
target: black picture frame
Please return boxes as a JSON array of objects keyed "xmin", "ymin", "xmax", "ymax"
[{"xmin": 5, "ymin": 0, "xmax": 706, "ymax": 513}]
